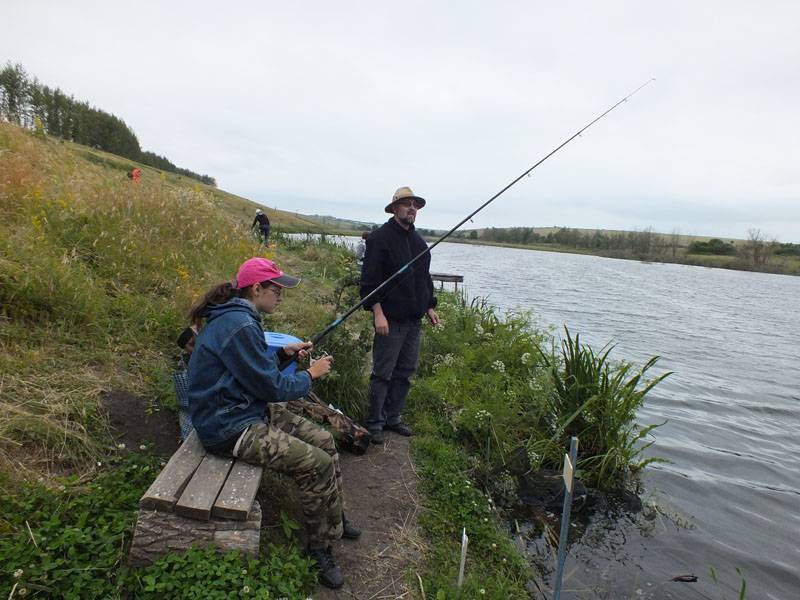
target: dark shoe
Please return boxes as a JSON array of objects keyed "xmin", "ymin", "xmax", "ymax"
[
  {"xmin": 370, "ymin": 430, "xmax": 385, "ymax": 444},
  {"xmin": 342, "ymin": 514, "xmax": 362, "ymax": 540},
  {"xmin": 385, "ymin": 422, "xmax": 413, "ymax": 437},
  {"xmin": 307, "ymin": 546, "xmax": 344, "ymax": 589}
]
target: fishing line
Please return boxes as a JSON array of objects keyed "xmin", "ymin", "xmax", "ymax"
[{"xmin": 281, "ymin": 79, "xmax": 655, "ymax": 369}]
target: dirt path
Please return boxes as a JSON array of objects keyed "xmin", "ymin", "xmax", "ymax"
[{"xmin": 316, "ymin": 434, "xmax": 424, "ymax": 600}]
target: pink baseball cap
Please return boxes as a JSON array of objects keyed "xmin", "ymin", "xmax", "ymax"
[{"xmin": 235, "ymin": 257, "xmax": 301, "ymax": 289}]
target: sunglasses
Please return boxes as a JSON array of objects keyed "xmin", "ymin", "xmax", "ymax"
[{"xmin": 394, "ymin": 198, "xmax": 424, "ymax": 209}]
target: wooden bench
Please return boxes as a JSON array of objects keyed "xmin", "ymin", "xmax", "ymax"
[{"xmin": 129, "ymin": 431, "xmax": 265, "ymax": 567}]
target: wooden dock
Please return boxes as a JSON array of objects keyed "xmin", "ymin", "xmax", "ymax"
[{"xmin": 430, "ymin": 272, "xmax": 464, "ymax": 291}]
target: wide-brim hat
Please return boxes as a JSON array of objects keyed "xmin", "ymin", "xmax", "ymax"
[
  {"xmin": 235, "ymin": 257, "xmax": 301, "ymax": 289},
  {"xmin": 385, "ymin": 186, "xmax": 426, "ymax": 213}
]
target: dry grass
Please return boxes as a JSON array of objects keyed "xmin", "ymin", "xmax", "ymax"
[{"xmin": 0, "ymin": 122, "xmax": 350, "ymax": 482}]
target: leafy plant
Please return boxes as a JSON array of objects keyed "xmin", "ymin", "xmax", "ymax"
[
  {"xmin": 539, "ymin": 327, "xmax": 671, "ymax": 488},
  {"xmin": 127, "ymin": 545, "xmax": 314, "ymax": 600}
]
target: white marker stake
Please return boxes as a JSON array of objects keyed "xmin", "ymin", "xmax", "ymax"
[
  {"xmin": 457, "ymin": 527, "xmax": 469, "ymax": 587},
  {"xmin": 563, "ymin": 453, "xmax": 574, "ymax": 494},
  {"xmin": 554, "ymin": 436, "xmax": 579, "ymax": 600}
]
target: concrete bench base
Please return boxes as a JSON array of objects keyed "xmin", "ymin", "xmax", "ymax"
[{"xmin": 129, "ymin": 500, "xmax": 262, "ymax": 567}]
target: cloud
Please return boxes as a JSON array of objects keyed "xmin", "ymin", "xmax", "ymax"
[{"xmin": 3, "ymin": 0, "xmax": 798, "ymax": 241}]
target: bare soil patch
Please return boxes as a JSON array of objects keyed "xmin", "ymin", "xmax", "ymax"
[{"xmin": 100, "ymin": 390, "xmax": 181, "ymax": 456}]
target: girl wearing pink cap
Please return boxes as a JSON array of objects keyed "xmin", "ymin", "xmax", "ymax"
[{"xmin": 185, "ymin": 257, "xmax": 358, "ymax": 589}]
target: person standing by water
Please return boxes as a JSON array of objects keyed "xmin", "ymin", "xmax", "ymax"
[
  {"xmin": 186, "ymin": 257, "xmax": 360, "ymax": 589},
  {"xmin": 355, "ymin": 231, "xmax": 368, "ymax": 269},
  {"xmin": 252, "ymin": 208, "xmax": 270, "ymax": 245},
  {"xmin": 359, "ymin": 187, "xmax": 439, "ymax": 444}
]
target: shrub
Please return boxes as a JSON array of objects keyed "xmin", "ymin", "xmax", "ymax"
[{"xmin": 688, "ymin": 238, "xmax": 736, "ymax": 255}]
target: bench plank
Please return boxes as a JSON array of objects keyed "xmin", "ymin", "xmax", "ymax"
[
  {"xmin": 139, "ymin": 430, "xmax": 206, "ymax": 512},
  {"xmin": 212, "ymin": 461, "xmax": 263, "ymax": 520},
  {"xmin": 174, "ymin": 453, "xmax": 234, "ymax": 521}
]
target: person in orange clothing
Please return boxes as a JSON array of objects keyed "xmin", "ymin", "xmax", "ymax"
[{"xmin": 127, "ymin": 167, "xmax": 142, "ymax": 182}]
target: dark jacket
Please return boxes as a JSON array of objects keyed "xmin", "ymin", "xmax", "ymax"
[
  {"xmin": 187, "ymin": 298, "xmax": 311, "ymax": 449},
  {"xmin": 252, "ymin": 213, "xmax": 270, "ymax": 229},
  {"xmin": 360, "ymin": 218, "xmax": 437, "ymax": 322}
]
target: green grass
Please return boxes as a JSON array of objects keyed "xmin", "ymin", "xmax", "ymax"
[{"xmin": 0, "ymin": 452, "xmax": 316, "ymax": 599}]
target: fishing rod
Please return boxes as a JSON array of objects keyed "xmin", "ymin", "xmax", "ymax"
[{"xmin": 281, "ymin": 79, "xmax": 655, "ymax": 370}]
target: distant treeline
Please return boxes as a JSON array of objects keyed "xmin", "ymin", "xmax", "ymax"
[
  {"xmin": 0, "ymin": 62, "xmax": 215, "ymax": 186},
  {"xmin": 456, "ymin": 226, "xmax": 800, "ymax": 269}
]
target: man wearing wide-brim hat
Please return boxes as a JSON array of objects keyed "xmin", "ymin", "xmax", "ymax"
[{"xmin": 359, "ymin": 186, "xmax": 439, "ymax": 444}]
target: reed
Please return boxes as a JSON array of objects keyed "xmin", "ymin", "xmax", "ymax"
[{"xmin": 540, "ymin": 327, "xmax": 671, "ymax": 488}]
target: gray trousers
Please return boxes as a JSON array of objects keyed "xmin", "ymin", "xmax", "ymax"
[{"xmin": 366, "ymin": 320, "xmax": 421, "ymax": 433}]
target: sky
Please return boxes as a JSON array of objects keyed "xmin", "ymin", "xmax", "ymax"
[{"xmin": 3, "ymin": 1, "xmax": 799, "ymax": 242}]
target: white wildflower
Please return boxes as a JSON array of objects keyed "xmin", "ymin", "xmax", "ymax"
[
  {"xmin": 475, "ymin": 409, "xmax": 492, "ymax": 425},
  {"xmin": 521, "ymin": 352, "xmax": 531, "ymax": 365},
  {"xmin": 242, "ymin": 585, "xmax": 250, "ymax": 594},
  {"xmin": 479, "ymin": 589, "xmax": 486, "ymax": 595},
  {"xmin": 139, "ymin": 444, "xmax": 147, "ymax": 450},
  {"xmin": 475, "ymin": 323, "xmax": 484, "ymax": 335},
  {"xmin": 117, "ymin": 443, "xmax": 126, "ymax": 450},
  {"xmin": 491, "ymin": 360, "xmax": 505, "ymax": 373},
  {"xmin": 13, "ymin": 568, "xmax": 23, "ymax": 578},
  {"xmin": 241, "ymin": 569, "xmax": 248, "ymax": 576},
  {"xmin": 96, "ymin": 461, "xmax": 102, "ymax": 467}
]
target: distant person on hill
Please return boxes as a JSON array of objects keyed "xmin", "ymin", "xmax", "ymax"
[
  {"xmin": 186, "ymin": 257, "xmax": 359, "ymax": 589},
  {"xmin": 359, "ymin": 186, "xmax": 439, "ymax": 445},
  {"xmin": 355, "ymin": 231, "xmax": 368, "ymax": 269},
  {"xmin": 252, "ymin": 209, "xmax": 270, "ymax": 245},
  {"xmin": 127, "ymin": 167, "xmax": 141, "ymax": 182}
]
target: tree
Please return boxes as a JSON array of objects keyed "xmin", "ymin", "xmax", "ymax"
[
  {"xmin": 742, "ymin": 228, "xmax": 774, "ymax": 267},
  {"xmin": 0, "ymin": 62, "xmax": 30, "ymax": 125},
  {"xmin": 669, "ymin": 228, "xmax": 681, "ymax": 258}
]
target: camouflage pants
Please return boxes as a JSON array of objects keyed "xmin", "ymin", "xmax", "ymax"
[{"xmin": 235, "ymin": 403, "xmax": 344, "ymax": 546}]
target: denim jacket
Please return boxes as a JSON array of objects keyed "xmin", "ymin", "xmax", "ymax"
[{"xmin": 187, "ymin": 298, "xmax": 312, "ymax": 449}]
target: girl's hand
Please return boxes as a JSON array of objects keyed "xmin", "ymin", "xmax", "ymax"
[
  {"xmin": 284, "ymin": 341, "xmax": 313, "ymax": 358},
  {"xmin": 308, "ymin": 354, "xmax": 334, "ymax": 380}
]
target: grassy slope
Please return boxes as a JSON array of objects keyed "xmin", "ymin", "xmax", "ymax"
[{"xmin": 0, "ymin": 122, "xmax": 358, "ymax": 478}]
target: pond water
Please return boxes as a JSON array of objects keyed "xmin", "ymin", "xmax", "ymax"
[
  {"xmin": 430, "ymin": 242, "xmax": 800, "ymax": 600},
  {"xmin": 333, "ymin": 234, "xmax": 799, "ymax": 599}
]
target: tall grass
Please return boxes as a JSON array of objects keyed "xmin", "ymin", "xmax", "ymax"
[
  {"xmin": 0, "ymin": 123, "xmax": 354, "ymax": 475},
  {"xmin": 411, "ymin": 292, "xmax": 669, "ymax": 491},
  {"xmin": 537, "ymin": 328, "xmax": 671, "ymax": 488}
]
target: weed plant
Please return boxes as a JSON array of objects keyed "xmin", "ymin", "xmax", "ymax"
[{"xmin": 0, "ymin": 452, "xmax": 314, "ymax": 598}]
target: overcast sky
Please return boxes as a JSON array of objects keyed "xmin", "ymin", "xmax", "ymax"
[{"xmin": 4, "ymin": 1, "xmax": 799, "ymax": 241}]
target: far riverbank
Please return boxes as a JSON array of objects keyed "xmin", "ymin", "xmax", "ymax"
[{"xmin": 425, "ymin": 236, "xmax": 800, "ymax": 276}]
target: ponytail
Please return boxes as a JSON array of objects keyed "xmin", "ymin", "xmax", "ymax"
[{"xmin": 188, "ymin": 281, "xmax": 239, "ymax": 326}]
